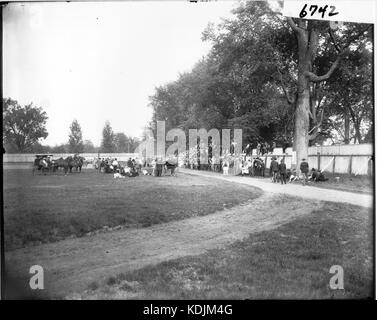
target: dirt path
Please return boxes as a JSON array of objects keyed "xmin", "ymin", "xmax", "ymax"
[
  {"xmin": 5, "ymin": 193, "xmax": 322, "ymax": 299},
  {"xmin": 180, "ymin": 169, "xmax": 373, "ymax": 208}
]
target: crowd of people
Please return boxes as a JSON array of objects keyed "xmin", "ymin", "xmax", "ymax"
[
  {"xmin": 96, "ymin": 156, "xmax": 178, "ymax": 178},
  {"xmin": 95, "ymin": 148, "xmax": 328, "ymax": 184},
  {"xmin": 244, "ymin": 140, "xmax": 290, "ymax": 157},
  {"xmin": 192, "ymin": 153, "xmax": 329, "ymax": 186},
  {"xmin": 240, "ymin": 156, "xmax": 265, "ymax": 177},
  {"xmin": 268, "ymin": 157, "xmax": 328, "ymax": 186},
  {"xmin": 97, "ymin": 157, "xmax": 142, "ymax": 176}
]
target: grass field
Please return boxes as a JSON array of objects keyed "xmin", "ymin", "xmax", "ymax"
[
  {"xmin": 80, "ymin": 201, "xmax": 373, "ymax": 299},
  {"xmin": 3, "ymin": 169, "xmax": 262, "ymax": 250},
  {"xmin": 4, "ymin": 168, "xmax": 374, "ymax": 299}
]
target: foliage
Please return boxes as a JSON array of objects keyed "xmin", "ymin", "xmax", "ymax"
[
  {"xmin": 114, "ymin": 132, "xmax": 140, "ymax": 153},
  {"xmin": 83, "ymin": 140, "xmax": 98, "ymax": 153},
  {"xmin": 68, "ymin": 119, "xmax": 84, "ymax": 153},
  {"xmin": 3, "ymin": 98, "xmax": 48, "ymax": 152},
  {"xmin": 149, "ymin": 1, "xmax": 372, "ymax": 151},
  {"xmin": 100, "ymin": 121, "xmax": 115, "ymax": 152}
]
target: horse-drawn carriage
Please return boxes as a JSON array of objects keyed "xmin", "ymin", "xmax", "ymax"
[
  {"xmin": 32, "ymin": 154, "xmax": 85, "ymax": 175},
  {"xmin": 32, "ymin": 154, "xmax": 54, "ymax": 175}
]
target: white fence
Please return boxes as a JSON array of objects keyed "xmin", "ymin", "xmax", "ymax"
[
  {"xmin": 251, "ymin": 144, "xmax": 373, "ymax": 176},
  {"xmin": 3, "ymin": 144, "xmax": 374, "ymax": 175},
  {"xmin": 308, "ymin": 144, "xmax": 373, "ymax": 156},
  {"xmin": 3, "ymin": 153, "xmax": 139, "ymax": 163}
]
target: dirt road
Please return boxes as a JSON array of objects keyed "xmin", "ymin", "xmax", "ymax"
[
  {"xmin": 179, "ymin": 169, "xmax": 373, "ymax": 208},
  {"xmin": 5, "ymin": 193, "xmax": 322, "ymax": 299}
]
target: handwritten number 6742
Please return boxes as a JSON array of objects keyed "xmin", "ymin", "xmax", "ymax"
[{"xmin": 299, "ymin": 4, "xmax": 339, "ymax": 19}]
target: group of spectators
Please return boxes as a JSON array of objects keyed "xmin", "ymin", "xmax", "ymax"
[
  {"xmin": 239, "ymin": 155, "xmax": 330, "ymax": 186},
  {"xmin": 298, "ymin": 158, "xmax": 329, "ymax": 185},
  {"xmin": 98, "ymin": 157, "xmax": 142, "ymax": 176},
  {"xmin": 269, "ymin": 157, "xmax": 328, "ymax": 186},
  {"xmin": 94, "ymin": 147, "xmax": 330, "ymax": 184},
  {"xmin": 269, "ymin": 156, "xmax": 288, "ymax": 184},
  {"xmin": 183, "ymin": 155, "xmax": 239, "ymax": 174},
  {"xmin": 256, "ymin": 141, "xmax": 276, "ymax": 156},
  {"xmin": 244, "ymin": 140, "xmax": 290, "ymax": 157},
  {"xmin": 97, "ymin": 156, "xmax": 179, "ymax": 177},
  {"xmin": 240, "ymin": 157, "xmax": 265, "ymax": 177}
]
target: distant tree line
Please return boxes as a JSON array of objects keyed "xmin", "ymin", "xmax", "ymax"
[{"xmin": 3, "ymin": 98, "xmax": 139, "ymax": 154}]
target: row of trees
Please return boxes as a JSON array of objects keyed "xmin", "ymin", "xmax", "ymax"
[
  {"xmin": 148, "ymin": 1, "xmax": 373, "ymax": 164},
  {"xmin": 100, "ymin": 121, "xmax": 140, "ymax": 153},
  {"xmin": 3, "ymin": 98, "xmax": 139, "ymax": 153}
]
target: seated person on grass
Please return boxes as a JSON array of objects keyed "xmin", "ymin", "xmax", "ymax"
[
  {"xmin": 309, "ymin": 168, "xmax": 329, "ymax": 182},
  {"xmin": 309, "ymin": 168, "xmax": 318, "ymax": 181},
  {"xmin": 287, "ymin": 168, "xmax": 298, "ymax": 183}
]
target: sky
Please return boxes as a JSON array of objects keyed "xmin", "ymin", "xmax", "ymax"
[{"xmin": 4, "ymin": 0, "xmax": 237, "ymax": 146}]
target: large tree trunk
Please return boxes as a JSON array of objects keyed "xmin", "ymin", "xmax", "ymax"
[
  {"xmin": 295, "ymin": 78, "xmax": 310, "ymax": 169},
  {"xmin": 294, "ymin": 28, "xmax": 311, "ymax": 171},
  {"xmin": 286, "ymin": 18, "xmax": 354, "ymax": 169},
  {"xmin": 354, "ymin": 120, "xmax": 362, "ymax": 144},
  {"xmin": 344, "ymin": 111, "xmax": 350, "ymax": 144}
]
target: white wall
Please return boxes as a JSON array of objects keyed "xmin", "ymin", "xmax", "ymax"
[
  {"xmin": 249, "ymin": 143, "xmax": 373, "ymax": 175},
  {"xmin": 308, "ymin": 144, "xmax": 373, "ymax": 155},
  {"xmin": 3, "ymin": 153, "xmax": 139, "ymax": 163},
  {"xmin": 3, "ymin": 144, "xmax": 374, "ymax": 175}
]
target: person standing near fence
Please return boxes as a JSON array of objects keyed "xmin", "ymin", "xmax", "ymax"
[
  {"xmin": 300, "ymin": 158, "xmax": 309, "ymax": 185},
  {"xmin": 270, "ymin": 156, "xmax": 279, "ymax": 183},
  {"xmin": 279, "ymin": 158, "xmax": 287, "ymax": 184}
]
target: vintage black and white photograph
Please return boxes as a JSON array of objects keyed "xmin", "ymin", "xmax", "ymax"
[{"xmin": 2, "ymin": 0, "xmax": 375, "ymax": 301}]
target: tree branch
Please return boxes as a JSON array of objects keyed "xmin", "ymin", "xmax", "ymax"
[
  {"xmin": 309, "ymin": 106, "xmax": 325, "ymax": 140},
  {"xmin": 304, "ymin": 54, "xmax": 342, "ymax": 82},
  {"xmin": 306, "ymin": 25, "xmax": 371, "ymax": 83},
  {"xmin": 272, "ymin": 14, "xmax": 292, "ymax": 33},
  {"xmin": 328, "ymin": 28, "xmax": 341, "ymax": 53},
  {"xmin": 308, "ymin": 130, "xmax": 320, "ymax": 141},
  {"xmin": 286, "ymin": 17, "xmax": 305, "ymax": 34},
  {"xmin": 307, "ymin": 29, "xmax": 319, "ymax": 61}
]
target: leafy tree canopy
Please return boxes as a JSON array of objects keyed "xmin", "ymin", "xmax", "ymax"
[{"xmin": 3, "ymin": 98, "xmax": 48, "ymax": 152}]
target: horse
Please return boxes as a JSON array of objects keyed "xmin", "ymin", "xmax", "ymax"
[
  {"xmin": 53, "ymin": 157, "xmax": 70, "ymax": 174},
  {"xmin": 165, "ymin": 161, "xmax": 177, "ymax": 176},
  {"xmin": 65, "ymin": 155, "xmax": 85, "ymax": 173},
  {"xmin": 72, "ymin": 156, "xmax": 85, "ymax": 172}
]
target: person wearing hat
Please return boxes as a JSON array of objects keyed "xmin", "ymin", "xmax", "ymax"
[
  {"xmin": 309, "ymin": 168, "xmax": 319, "ymax": 182},
  {"xmin": 270, "ymin": 156, "xmax": 279, "ymax": 183},
  {"xmin": 310, "ymin": 168, "xmax": 328, "ymax": 182},
  {"xmin": 300, "ymin": 158, "xmax": 309, "ymax": 185},
  {"xmin": 279, "ymin": 158, "xmax": 287, "ymax": 184}
]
